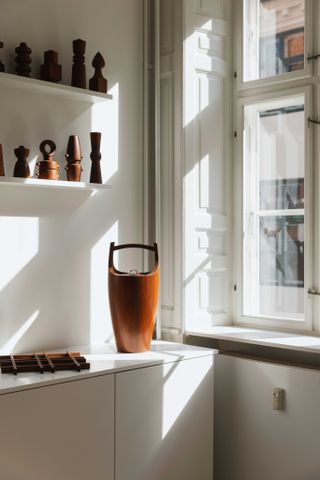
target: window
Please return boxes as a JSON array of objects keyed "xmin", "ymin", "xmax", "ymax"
[
  {"xmin": 234, "ymin": 0, "xmax": 315, "ymax": 330},
  {"xmin": 243, "ymin": 95, "xmax": 306, "ymax": 321},
  {"xmin": 243, "ymin": 0, "xmax": 306, "ymax": 81}
]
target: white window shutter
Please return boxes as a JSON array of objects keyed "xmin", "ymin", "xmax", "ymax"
[{"xmin": 183, "ymin": 0, "xmax": 232, "ymax": 332}]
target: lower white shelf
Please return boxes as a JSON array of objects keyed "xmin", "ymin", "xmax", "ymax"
[{"xmin": 0, "ymin": 177, "xmax": 111, "ymax": 192}]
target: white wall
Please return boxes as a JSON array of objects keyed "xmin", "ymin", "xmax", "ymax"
[
  {"xmin": 215, "ymin": 354, "xmax": 320, "ymax": 480},
  {"xmin": 0, "ymin": 0, "xmax": 144, "ymax": 353}
]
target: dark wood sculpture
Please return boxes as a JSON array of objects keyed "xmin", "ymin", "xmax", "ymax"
[
  {"xmin": 0, "ymin": 42, "xmax": 4, "ymax": 72},
  {"xmin": 90, "ymin": 132, "xmax": 102, "ymax": 183},
  {"xmin": 40, "ymin": 50, "xmax": 62, "ymax": 83},
  {"xmin": 0, "ymin": 144, "xmax": 5, "ymax": 176},
  {"xmin": 37, "ymin": 140, "xmax": 59, "ymax": 180},
  {"xmin": 13, "ymin": 145, "xmax": 30, "ymax": 178},
  {"xmin": 15, "ymin": 42, "xmax": 32, "ymax": 77},
  {"xmin": 71, "ymin": 39, "xmax": 86, "ymax": 89},
  {"xmin": 108, "ymin": 243, "xmax": 159, "ymax": 353},
  {"xmin": 89, "ymin": 52, "xmax": 107, "ymax": 93},
  {"xmin": 65, "ymin": 135, "xmax": 83, "ymax": 181}
]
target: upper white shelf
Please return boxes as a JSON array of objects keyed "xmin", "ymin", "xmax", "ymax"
[
  {"xmin": 0, "ymin": 72, "xmax": 113, "ymax": 104},
  {"xmin": 0, "ymin": 177, "xmax": 111, "ymax": 192}
]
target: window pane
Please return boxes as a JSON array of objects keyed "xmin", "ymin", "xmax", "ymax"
[
  {"xmin": 259, "ymin": 106, "xmax": 304, "ymax": 210},
  {"xmin": 243, "ymin": 96, "xmax": 305, "ymax": 321},
  {"xmin": 244, "ymin": 0, "xmax": 305, "ymax": 82},
  {"xmin": 259, "ymin": 215, "xmax": 304, "ymax": 319}
]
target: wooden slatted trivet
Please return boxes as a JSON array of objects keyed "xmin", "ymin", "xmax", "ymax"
[{"xmin": 0, "ymin": 352, "xmax": 90, "ymax": 375}]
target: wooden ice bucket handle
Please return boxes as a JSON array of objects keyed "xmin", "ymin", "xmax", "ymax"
[{"xmin": 108, "ymin": 243, "xmax": 159, "ymax": 353}]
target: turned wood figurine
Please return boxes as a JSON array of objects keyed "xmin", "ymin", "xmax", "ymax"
[
  {"xmin": 0, "ymin": 42, "xmax": 4, "ymax": 72},
  {"xmin": 71, "ymin": 39, "xmax": 86, "ymax": 89},
  {"xmin": 37, "ymin": 140, "xmax": 59, "ymax": 180},
  {"xmin": 65, "ymin": 135, "xmax": 83, "ymax": 181},
  {"xmin": 40, "ymin": 50, "xmax": 62, "ymax": 83},
  {"xmin": 15, "ymin": 42, "xmax": 32, "ymax": 77},
  {"xmin": 13, "ymin": 145, "xmax": 30, "ymax": 178},
  {"xmin": 90, "ymin": 132, "xmax": 102, "ymax": 183},
  {"xmin": 89, "ymin": 52, "xmax": 107, "ymax": 93},
  {"xmin": 108, "ymin": 243, "xmax": 159, "ymax": 353},
  {"xmin": 0, "ymin": 144, "xmax": 5, "ymax": 176}
]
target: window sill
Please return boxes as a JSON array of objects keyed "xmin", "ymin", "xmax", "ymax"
[{"xmin": 185, "ymin": 326, "xmax": 320, "ymax": 356}]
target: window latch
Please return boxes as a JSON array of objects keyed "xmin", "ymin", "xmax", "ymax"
[
  {"xmin": 308, "ymin": 118, "xmax": 320, "ymax": 127},
  {"xmin": 307, "ymin": 53, "xmax": 320, "ymax": 62},
  {"xmin": 308, "ymin": 288, "xmax": 320, "ymax": 296}
]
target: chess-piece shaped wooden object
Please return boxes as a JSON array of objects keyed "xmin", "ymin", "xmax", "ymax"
[
  {"xmin": 89, "ymin": 52, "xmax": 107, "ymax": 93},
  {"xmin": 0, "ymin": 42, "xmax": 4, "ymax": 73},
  {"xmin": 90, "ymin": 132, "xmax": 102, "ymax": 183},
  {"xmin": 71, "ymin": 39, "xmax": 86, "ymax": 89},
  {"xmin": 65, "ymin": 135, "xmax": 83, "ymax": 181},
  {"xmin": 37, "ymin": 140, "xmax": 59, "ymax": 180},
  {"xmin": 15, "ymin": 42, "xmax": 32, "ymax": 77},
  {"xmin": 13, "ymin": 146, "xmax": 30, "ymax": 178},
  {"xmin": 40, "ymin": 50, "xmax": 62, "ymax": 83},
  {"xmin": 0, "ymin": 144, "xmax": 5, "ymax": 176}
]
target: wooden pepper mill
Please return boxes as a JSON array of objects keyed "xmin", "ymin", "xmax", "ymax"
[
  {"xmin": 37, "ymin": 140, "xmax": 59, "ymax": 180},
  {"xmin": 13, "ymin": 145, "xmax": 30, "ymax": 178},
  {"xmin": 71, "ymin": 39, "xmax": 86, "ymax": 89},
  {"xmin": 90, "ymin": 132, "xmax": 102, "ymax": 183},
  {"xmin": 0, "ymin": 144, "xmax": 5, "ymax": 176},
  {"xmin": 0, "ymin": 42, "xmax": 4, "ymax": 73},
  {"xmin": 89, "ymin": 52, "xmax": 107, "ymax": 93},
  {"xmin": 15, "ymin": 42, "xmax": 32, "ymax": 77},
  {"xmin": 65, "ymin": 135, "xmax": 83, "ymax": 181},
  {"xmin": 40, "ymin": 50, "xmax": 62, "ymax": 83}
]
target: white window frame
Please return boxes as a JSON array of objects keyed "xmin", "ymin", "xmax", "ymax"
[
  {"xmin": 234, "ymin": 86, "xmax": 313, "ymax": 331},
  {"xmin": 234, "ymin": 0, "xmax": 313, "ymax": 91}
]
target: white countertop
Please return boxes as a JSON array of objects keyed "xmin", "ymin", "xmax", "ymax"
[{"xmin": 0, "ymin": 341, "xmax": 214, "ymax": 396}]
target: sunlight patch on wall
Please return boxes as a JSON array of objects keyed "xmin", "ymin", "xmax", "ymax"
[
  {"xmin": 161, "ymin": 356, "xmax": 212, "ymax": 439},
  {"xmin": 0, "ymin": 217, "xmax": 39, "ymax": 292},
  {"xmin": 91, "ymin": 82, "xmax": 119, "ymax": 183},
  {"xmin": 90, "ymin": 221, "xmax": 118, "ymax": 344},
  {"xmin": 0, "ymin": 309, "xmax": 39, "ymax": 354}
]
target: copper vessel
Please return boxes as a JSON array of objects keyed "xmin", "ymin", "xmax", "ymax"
[{"xmin": 108, "ymin": 243, "xmax": 159, "ymax": 353}]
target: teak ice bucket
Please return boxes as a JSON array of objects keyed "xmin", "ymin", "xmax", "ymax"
[{"xmin": 108, "ymin": 243, "xmax": 159, "ymax": 353}]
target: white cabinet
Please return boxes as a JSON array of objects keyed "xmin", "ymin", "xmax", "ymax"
[
  {"xmin": 0, "ymin": 375, "xmax": 115, "ymax": 480},
  {"xmin": 0, "ymin": 343, "xmax": 214, "ymax": 480},
  {"xmin": 115, "ymin": 356, "xmax": 214, "ymax": 480}
]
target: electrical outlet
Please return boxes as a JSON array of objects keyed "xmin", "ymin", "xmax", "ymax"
[{"xmin": 273, "ymin": 388, "xmax": 285, "ymax": 410}]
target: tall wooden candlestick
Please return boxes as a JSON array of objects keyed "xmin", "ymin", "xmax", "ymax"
[
  {"xmin": 65, "ymin": 135, "xmax": 83, "ymax": 182},
  {"xmin": 90, "ymin": 132, "xmax": 102, "ymax": 183},
  {"xmin": 71, "ymin": 39, "xmax": 86, "ymax": 89},
  {"xmin": 0, "ymin": 144, "xmax": 5, "ymax": 176},
  {"xmin": 0, "ymin": 42, "xmax": 4, "ymax": 73}
]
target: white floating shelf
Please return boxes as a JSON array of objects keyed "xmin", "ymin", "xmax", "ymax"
[
  {"xmin": 0, "ymin": 177, "xmax": 111, "ymax": 192},
  {"xmin": 0, "ymin": 72, "xmax": 112, "ymax": 103}
]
